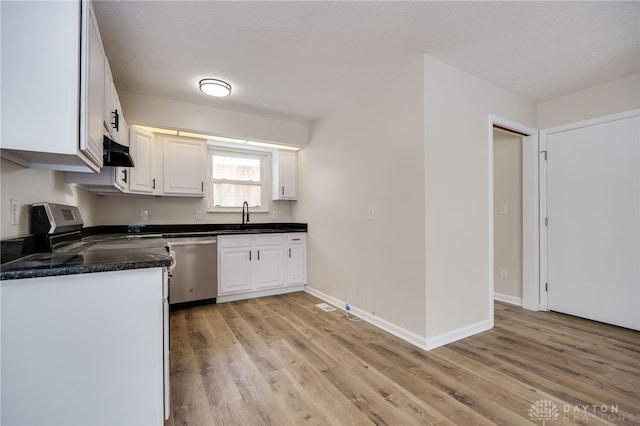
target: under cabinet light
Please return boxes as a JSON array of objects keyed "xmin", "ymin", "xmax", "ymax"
[
  {"xmin": 133, "ymin": 125, "xmax": 177, "ymax": 135},
  {"xmin": 246, "ymin": 141, "xmax": 301, "ymax": 151}
]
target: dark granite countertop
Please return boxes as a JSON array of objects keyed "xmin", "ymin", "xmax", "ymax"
[
  {"xmin": 0, "ymin": 223, "xmax": 307, "ymax": 281},
  {"xmin": 0, "ymin": 238, "xmax": 170, "ymax": 280}
]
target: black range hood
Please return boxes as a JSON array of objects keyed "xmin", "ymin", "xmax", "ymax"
[{"xmin": 103, "ymin": 135, "xmax": 135, "ymax": 168}]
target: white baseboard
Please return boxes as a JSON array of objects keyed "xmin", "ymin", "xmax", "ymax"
[
  {"xmin": 494, "ymin": 292, "xmax": 523, "ymax": 306},
  {"xmin": 305, "ymin": 286, "xmax": 429, "ymax": 350},
  {"xmin": 305, "ymin": 287, "xmax": 493, "ymax": 351},
  {"xmin": 424, "ymin": 319, "xmax": 493, "ymax": 350},
  {"xmin": 217, "ymin": 285, "xmax": 305, "ymax": 303}
]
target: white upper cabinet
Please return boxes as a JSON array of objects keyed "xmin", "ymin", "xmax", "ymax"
[
  {"xmin": 127, "ymin": 133, "xmax": 206, "ymax": 197},
  {"xmin": 1, "ymin": 0, "xmax": 105, "ymax": 172},
  {"xmin": 129, "ymin": 128, "xmax": 157, "ymax": 194},
  {"xmin": 162, "ymin": 136, "xmax": 206, "ymax": 196},
  {"xmin": 272, "ymin": 150, "xmax": 298, "ymax": 200}
]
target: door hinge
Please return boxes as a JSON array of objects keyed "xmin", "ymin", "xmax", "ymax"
[
  {"xmin": 541, "ymin": 150, "xmax": 547, "ymax": 160},
  {"xmin": 545, "ymin": 217, "xmax": 549, "ymax": 226}
]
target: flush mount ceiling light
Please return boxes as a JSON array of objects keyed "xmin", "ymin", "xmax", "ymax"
[{"xmin": 199, "ymin": 78, "xmax": 231, "ymax": 97}]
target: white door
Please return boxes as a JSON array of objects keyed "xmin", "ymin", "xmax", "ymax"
[{"xmin": 545, "ymin": 114, "xmax": 639, "ymax": 330}]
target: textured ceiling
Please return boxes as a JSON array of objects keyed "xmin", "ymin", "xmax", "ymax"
[{"xmin": 93, "ymin": 1, "xmax": 640, "ymax": 123}]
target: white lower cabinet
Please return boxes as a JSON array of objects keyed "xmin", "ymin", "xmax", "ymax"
[
  {"xmin": 1, "ymin": 268, "xmax": 167, "ymax": 425},
  {"xmin": 287, "ymin": 233, "xmax": 307, "ymax": 285},
  {"xmin": 254, "ymin": 235, "xmax": 286, "ymax": 289},
  {"xmin": 218, "ymin": 236, "xmax": 254, "ymax": 294},
  {"xmin": 218, "ymin": 233, "xmax": 306, "ymax": 302}
]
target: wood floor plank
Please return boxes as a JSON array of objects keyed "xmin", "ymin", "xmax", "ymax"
[
  {"xmin": 168, "ymin": 312, "xmax": 216, "ymax": 425},
  {"xmin": 166, "ymin": 293, "xmax": 640, "ymax": 426}
]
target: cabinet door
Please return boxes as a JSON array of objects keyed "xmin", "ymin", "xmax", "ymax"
[
  {"xmin": 114, "ymin": 167, "xmax": 129, "ymax": 191},
  {"xmin": 255, "ymin": 244, "xmax": 286, "ymax": 289},
  {"xmin": 273, "ymin": 150, "xmax": 297, "ymax": 200},
  {"xmin": 80, "ymin": 2, "xmax": 105, "ymax": 169},
  {"xmin": 163, "ymin": 137, "xmax": 206, "ymax": 196},
  {"xmin": 103, "ymin": 64, "xmax": 120, "ymax": 142},
  {"xmin": 129, "ymin": 127, "xmax": 156, "ymax": 194},
  {"xmin": 287, "ymin": 234, "xmax": 307, "ymax": 285},
  {"xmin": 219, "ymin": 247, "xmax": 253, "ymax": 294},
  {"xmin": 1, "ymin": 1, "xmax": 99, "ymax": 172}
]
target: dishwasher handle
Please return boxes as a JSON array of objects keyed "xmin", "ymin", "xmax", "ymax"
[{"xmin": 167, "ymin": 239, "xmax": 217, "ymax": 247}]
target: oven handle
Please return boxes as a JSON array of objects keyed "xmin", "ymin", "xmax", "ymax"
[{"xmin": 168, "ymin": 250, "xmax": 177, "ymax": 273}]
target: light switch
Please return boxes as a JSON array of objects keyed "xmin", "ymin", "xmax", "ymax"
[
  {"xmin": 10, "ymin": 199, "xmax": 19, "ymax": 225},
  {"xmin": 500, "ymin": 268, "xmax": 509, "ymax": 280},
  {"xmin": 195, "ymin": 210, "xmax": 203, "ymax": 221}
]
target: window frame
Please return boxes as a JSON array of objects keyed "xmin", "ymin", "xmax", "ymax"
[{"xmin": 207, "ymin": 146, "xmax": 271, "ymax": 213}]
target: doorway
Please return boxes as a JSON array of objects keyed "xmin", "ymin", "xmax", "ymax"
[
  {"xmin": 488, "ymin": 115, "xmax": 540, "ymax": 323},
  {"xmin": 493, "ymin": 128, "xmax": 524, "ymax": 306}
]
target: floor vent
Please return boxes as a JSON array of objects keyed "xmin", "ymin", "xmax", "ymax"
[{"xmin": 315, "ymin": 303, "xmax": 336, "ymax": 312}]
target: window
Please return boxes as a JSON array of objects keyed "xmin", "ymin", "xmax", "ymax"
[{"xmin": 209, "ymin": 148, "xmax": 269, "ymax": 211}]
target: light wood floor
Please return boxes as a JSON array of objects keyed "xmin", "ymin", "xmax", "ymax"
[{"xmin": 165, "ymin": 292, "xmax": 640, "ymax": 425}]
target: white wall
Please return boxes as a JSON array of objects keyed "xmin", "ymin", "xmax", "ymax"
[
  {"xmin": 422, "ymin": 55, "xmax": 537, "ymax": 342},
  {"xmin": 293, "ymin": 57, "xmax": 427, "ymax": 338},
  {"xmin": 538, "ymin": 74, "xmax": 640, "ymax": 129},
  {"xmin": 119, "ymin": 91, "xmax": 309, "ymax": 148},
  {"xmin": 493, "ymin": 129, "xmax": 523, "ymax": 302},
  {"xmin": 0, "ymin": 158, "xmax": 98, "ymax": 239}
]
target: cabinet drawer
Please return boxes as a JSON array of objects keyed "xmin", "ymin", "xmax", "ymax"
[
  {"xmin": 255, "ymin": 234, "xmax": 286, "ymax": 246},
  {"xmin": 218, "ymin": 236, "xmax": 253, "ymax": 248},
  {"xmin": 287, "ymin": 234, "xmax": 306, "ymax": 244}
]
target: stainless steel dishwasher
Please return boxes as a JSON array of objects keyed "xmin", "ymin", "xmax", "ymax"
[{"xmin": 167, "ymin": 237, "xmax": 217, "ymax": 305}]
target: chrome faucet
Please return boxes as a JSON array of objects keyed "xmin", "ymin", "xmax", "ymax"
[{"xmin": 242, "ymin": 201, "xmax": 250, "ymax": 225}]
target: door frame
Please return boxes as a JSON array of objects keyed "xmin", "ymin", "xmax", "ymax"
[
  {"xmin": 488, "ymin": 115, "xmax": 541, "ymax": 315},
  {"xmin": 538, "ymin": 108, "xmax": 640, "ymax": 311}
]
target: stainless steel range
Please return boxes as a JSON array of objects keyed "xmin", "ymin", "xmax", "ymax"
[{"xmin": 31, "ymin": 202, "xmax": 85, "ymax": 252}]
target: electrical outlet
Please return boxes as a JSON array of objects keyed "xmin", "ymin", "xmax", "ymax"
[
  {"xmin": 500, "ymin": 268, "xmax": 509, "ymax": 280},
  {"xmin": 195, "ymin": 210, "xmax": 203, "ymax": 221},
  {"xmin": 10, "ymin": 199, "xmax": 19, "ymax": 225},
  {"xmin": 140, "ymin": 210, "xmax": 149, "ymax": 221},
  {"xmin": 500, "ymin": 204, "xmax": 509, "ymax": 215},
  {"xmin": 272, "ymin": 210, "xmax": 279, "ymax": 220}
]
